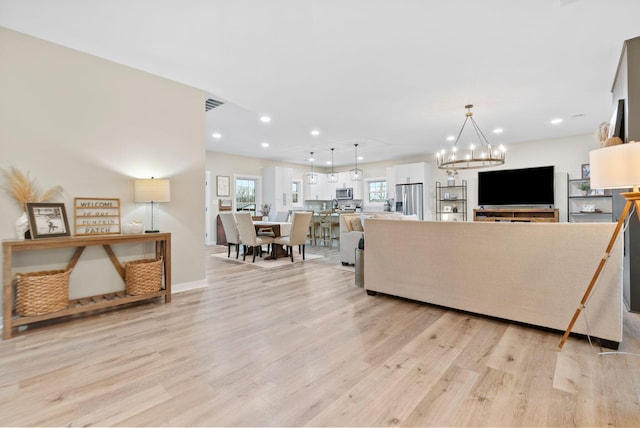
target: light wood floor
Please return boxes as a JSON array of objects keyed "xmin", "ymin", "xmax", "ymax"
[{"xmin": 1, "ymin": 243, "xmax": 639, "ymax": 426}]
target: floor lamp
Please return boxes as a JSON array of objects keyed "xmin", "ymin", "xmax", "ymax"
[
  {"xmin": 558, "ymin": 142, "xmax": 640, "ymax": 350},
  {"xmin": 134, "ymin": 177, "xmax": 171, "ymax": 233}
]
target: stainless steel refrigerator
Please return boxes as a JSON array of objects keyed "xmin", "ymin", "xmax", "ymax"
[{"xmin": 395, "ymin": 183, "xmax": 423, "ymax": 220}]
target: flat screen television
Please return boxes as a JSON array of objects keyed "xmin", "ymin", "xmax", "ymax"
[{"xmin": 478, "ymin": 165, "xmax": 555, "ymax": 206}]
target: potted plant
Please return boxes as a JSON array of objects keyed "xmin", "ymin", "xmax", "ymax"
[{"xmin": 578, "ymin": 182, "xmax": 590, "ymax": 196}]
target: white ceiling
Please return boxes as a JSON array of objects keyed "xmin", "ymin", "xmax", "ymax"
[{"xmin": 2, "ymin": 0, "xmax": 639, "ymax": 168}]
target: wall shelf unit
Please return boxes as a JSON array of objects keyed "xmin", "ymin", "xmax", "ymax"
[
  {"xmin": 435, "ymin": 180, "xmax": 467, "ymax": 221},
  {"xmin": 567, "ymin": 177, "xmax": 613, "ymax": 223}
]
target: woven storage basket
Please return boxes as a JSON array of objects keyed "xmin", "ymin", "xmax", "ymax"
[
  {"xmin": 16, "ymin": 269, "xmax": 71, "ymax": 316},
  {"xmin": 125, "ymin": 258, "xmax": 163, "ymax": 296}
]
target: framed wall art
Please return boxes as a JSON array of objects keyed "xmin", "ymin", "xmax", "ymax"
[
  {"xmin": 26, "ymin": 202, "xmax": 70, "ymax": 239},
  {"xmin": 216, "ymin": 175, "xmax": 230, "ymax": 197}
]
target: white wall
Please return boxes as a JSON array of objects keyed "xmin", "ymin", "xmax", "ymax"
[{"xmin": 0, "ymin": 27, "xmax": 207, "ymax": 317}]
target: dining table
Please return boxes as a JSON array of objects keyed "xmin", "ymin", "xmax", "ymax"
[{"xmin": 253, "ymin": 221, "xmax": 291, "ymax": 259}]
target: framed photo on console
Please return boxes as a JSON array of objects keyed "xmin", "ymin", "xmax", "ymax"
[{"xmin": 26, "ymin": 202, "xmax": 70, "ymax": 239}]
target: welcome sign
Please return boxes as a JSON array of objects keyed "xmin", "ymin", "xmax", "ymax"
[{"xmin": 74, "ymin": 197, "xmax": 121, "ymax": 236}]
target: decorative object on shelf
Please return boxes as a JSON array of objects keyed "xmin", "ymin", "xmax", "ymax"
[
  {"xmin": 578, "ymin": 181, "xmax": 590, "ymax": 195},
  {"xmin": 122, "ymin": 219, "xmax": 144, "ymax": 234},
  {"xmin": 25, "ymin": 202, "xmax": 70, "ymax": 239},
  {"xmin": 581, "ymin": 163, "xmax": 590, "ymax": 179},
  {"xmin": 436, "ymin": 104, "xmax": 506, "ymax": 171},
  {"xmin": 218, "ymin": 199, "xmax": 232, "ymax": 211},
  {"xmin": 443, "ymin": 205, "xmax": 452, "ymax": 212},
  {"xmin": 350, "ymin": 143, "xmax": 363, "ymax": 181},
  {"xmin": 581, "ymin": 204, "xmax": 596, "ymax": 212},
  {"xmin": 2, "ymin": 166, "xmax": 63, "ymax": 240},
  {"xmin": 74, "ymin": 197, "xmax": 121, "ymax": 236},
  {"xmin": 260, "ymin": 202, "xmax": 271, "ymax": 220},
  {"xmin": 558, "ymin": 142, "xmax": 640, "ymax": 350},
  {"xmin": 328, "ymin": 148, "xmax": 338, "ymax": 183},
  {"xmin": 447, "ymin": 172, "xmax": 456, "ymax": 186},
  {"xmin": 216, "ymin": 175, "xmax": 230, "ymax": 197},
  {"xmin": 306, "ymin": 152, "xmax": 318, "ymax": 184},
  {"xmin": 596, "ymin": 121, "xmax": 610, "ymax": 146},
  {"xmin": 134, "ymin": 177, "xmax": 171, "ymax": 233},
  {"xmin": 453, "ymin": 206, "xmax": 458, "ymax": 213}
]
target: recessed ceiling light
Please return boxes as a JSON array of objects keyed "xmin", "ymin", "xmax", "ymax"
[
  {"xmin": 212, "ymin": 132, "xmax": 222, "ymax": 139},
  {"xmin": 358, "ymin": 156, "xmax": 363, "ymax": 161},
  {"xmin": 261, "ymin": 142, "xmax": 269, "ymax": 148},
  {"xmin": 260, "ymin": 115, "xmax": 271, "ymax": 123},
  {"xmin": 326, "ymin": 161, "xmax": 331, "ymax": 165},
  {"xmin": 446, "ymin": 136, "xmax": 455, "ymax": 141},
  {"xmin": 551, "ymin": 118, "xmax": 563, "ymax": 124},
  {"xmin": 493, "ymin": 128, "xmax": 503, "ymax": 134},
  {"xmin": 311, "ymin": 129, "xmax": 320, "ymax": 136}
]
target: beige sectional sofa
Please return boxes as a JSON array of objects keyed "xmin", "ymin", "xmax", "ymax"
[{"xmin": 363, "ymin": 219, "xmax": 623, "ymax": 346}]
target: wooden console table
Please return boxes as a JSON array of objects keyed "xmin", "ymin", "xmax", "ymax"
[
  {"xmin": 2, "ymin": 233, "xmax": 171, "ymax": 339},
  {"xmin": 473, "ymin": 208, "xmax": 559, "ymax": 222}
]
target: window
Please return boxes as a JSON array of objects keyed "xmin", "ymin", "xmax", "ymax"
[
  {"xmin": 368, "ymin": 180, "xmax": 387, "ymax": 203},
  {"xmin": 235, "ymin": 178, "xmax": 257, "ymax": 215},
  {"xmin": 292, "ymin": 180, "xmax": 301, "ymax": 205}
]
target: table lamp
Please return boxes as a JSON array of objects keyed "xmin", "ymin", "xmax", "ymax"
[
  {"xmin": 558, "ymin": 142, "xmax": 640, "ymax": 349},
  {"xmin": 134, "ymin": 177, "xmax": 171, "ymax": 233}
]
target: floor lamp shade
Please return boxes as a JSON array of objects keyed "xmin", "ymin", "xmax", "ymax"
[
  {"xmin": 134, "ymin": 178, "xmax": 170, "ymax": 233},
  {"xmin": 590, "ymin": 143, "xmax": 640, "ymax": 189}
]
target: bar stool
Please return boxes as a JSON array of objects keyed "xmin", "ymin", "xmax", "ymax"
[
  {"xmin": 308, "ymin": 212, "xmax": 321, "ymax": 245},
  {"xmin": 318, "ymin": 211, "xmax": 334, "ymax": 247}
]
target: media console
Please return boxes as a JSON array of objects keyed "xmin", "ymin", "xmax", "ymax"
[{"xmin": 473, "ymin": 208, "xmax": 559, "ymax": 222}]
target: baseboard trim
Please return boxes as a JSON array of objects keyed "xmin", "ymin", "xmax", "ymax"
[{"xmin": 172, "ymin": 279, "xmax": 208, "ymax": 294}]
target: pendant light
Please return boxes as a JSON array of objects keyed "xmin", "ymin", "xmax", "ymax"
[
  {"xmin": 350, "ymin": 144, "xmax": 363, "ymax": 181},
  {"xmin": 328, "ymin": 148, "xmax": 338, "ymax": 183},
  {"xmin": 306, "ymin": 151, "xmax": 318, "ymax": 184}
]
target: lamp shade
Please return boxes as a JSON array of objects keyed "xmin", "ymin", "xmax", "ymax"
[
  {"xmin": 134, "ymin": 178, "xmax": 171, "ymax": 202},
  {"xmin": 589, "ymin": 143, "xmax": 640, "ymax": 189}
]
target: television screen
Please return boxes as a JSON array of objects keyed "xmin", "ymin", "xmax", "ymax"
[{"xmin": 478, "ymin": 166, "xmax": 555, "ymax": 206}]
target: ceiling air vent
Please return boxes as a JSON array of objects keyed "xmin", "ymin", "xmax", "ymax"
[{"xmin": 205, "ymin": 98, "xmax": 224, "ymax": 112}]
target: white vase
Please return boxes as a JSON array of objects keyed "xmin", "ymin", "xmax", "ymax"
[
  {"xmin": 15, "ymin": 212, "xmax": 29, "ymax": 240},
  {"xmin": 262, "ymin": 216, "xmax": 269, "ymax": 221}
]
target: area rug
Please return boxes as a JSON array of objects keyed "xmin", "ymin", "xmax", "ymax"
[{"xmin": 212, "ymin": 250, "xmax": 323, "ymax": 268}]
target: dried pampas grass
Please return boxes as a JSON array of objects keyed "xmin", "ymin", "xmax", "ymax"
[{"xmin": 1, "ymin": 167, "xmax": 63, "ymax": 210}]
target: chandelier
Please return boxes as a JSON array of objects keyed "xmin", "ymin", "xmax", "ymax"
[
  {"xmin": 350, "ymin": 143, "xmax": 363, "ymax": 181},
  {"xmin": 306, "ymin": 151, "xmax": 318, "ymax": 184},
  {"xmin": 328, "ymin": 148, "xmax": 338, "ymax": 183},
  {"xmin": 436, "ymin": 104, "xmax": 505, "ymax": 172}
]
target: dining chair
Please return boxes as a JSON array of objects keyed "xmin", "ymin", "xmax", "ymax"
[
  {"xmin": 273, "ymin": 211, "xmax": 313, "ymax": 262},
  {"xmin": 218, "ymin": 212, "xmax": 242, "ymax": 259},
  {"xmin": 234, "ymin": 212, "xmax": 274, "ymax": 262}
]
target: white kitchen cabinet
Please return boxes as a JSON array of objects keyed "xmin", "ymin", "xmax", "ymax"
[
  {"xmin": 264, "ymin": 166, "xmax": 293, "ymax": 220},
  {"xmin": 393, "ymin": 161, "xmax": 427, "ymax": 184},
  {"xmin": 303, "ymin": 172, "xmax": 329, "ymax": 201}
]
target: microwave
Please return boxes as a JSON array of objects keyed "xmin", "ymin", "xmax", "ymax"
[{"xmin": 336, "ymin": 188, "xmax": 353, "ymax": 200}]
